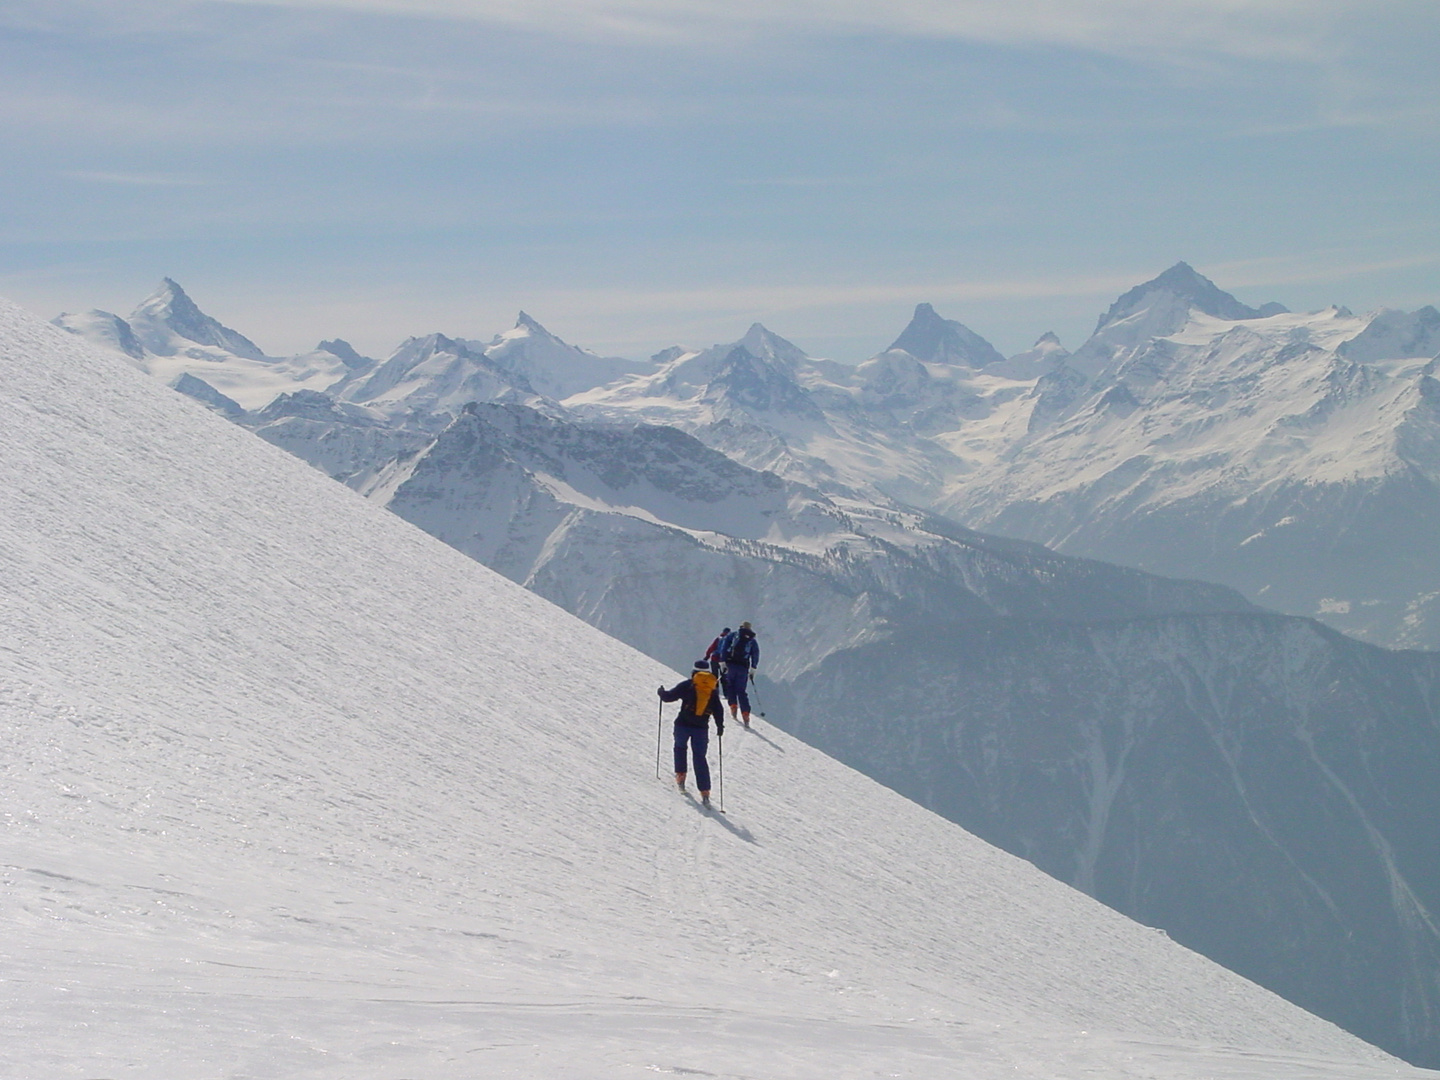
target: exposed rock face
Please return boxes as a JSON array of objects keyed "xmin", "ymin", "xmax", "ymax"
[{"xmin": 888, "ymin": 302, "xmax": 1008, "ymax": 368}]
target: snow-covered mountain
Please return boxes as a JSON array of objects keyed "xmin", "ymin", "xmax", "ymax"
[
  {"xmin": 52, "ymin": 282, "xmax": 654, "ymax": 418},
  {"xmin": 942, "ymin": 275, "xmax": 1440, "ymax": 649},
  {"xmin": 471, "ymin": 309, "xmax": 654, "ymax": 399},
  {"xmin": 36, "ymin": 271, "xmax": 1440, "ymax": 1060},
  {"xmin": 245, "ymin": 388, "xmax": 435, "ymax": 486},
  {"xmin": 567, "ymin": 317, "xmax": 1038, "ymax": 507},
  {"xmin": 54, "ymin": 271, "xmax": 1440, "ymax": 652},
  {"xmin": 1067, "ymin": 260, "xmax": 1289, "ymax": 377},
  {"xmin": 889, "ymin": 300, "xmax": 1009, "ymax": 367},
  {"xmin": 326, "ymin": 330, "xmax": 544, "ymax": 426},
  {"xmin": 570, "ymin": 266, "xmax": 1440, "ymax": 651},
  {"xmin": 52, "ymin": 279, "xmax": 354, "ymax": 410},
  {"xmin": 364, "ymin": 400, "xmax": 1253, "ymax": 679},
  {"xmin": 127, "ymin": 275, "xmax": 269, "ymax": 360},
  {"xmin": 8, "ymin": 295, "xmax": 1424, "ymax": 1079}
]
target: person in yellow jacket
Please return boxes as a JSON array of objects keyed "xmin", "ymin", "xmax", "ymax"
[{"xmin": 658, "ymin": 659, "xmax": 726, "ymax": 806}]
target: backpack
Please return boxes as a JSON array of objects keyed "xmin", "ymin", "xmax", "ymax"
[
  {"xmin": 725, "ymin": 629, "xmax": 753, "ymax": 666},
  {"xmin": 692, "ymin": 670, "xmax": 719, "ymax": 715}
]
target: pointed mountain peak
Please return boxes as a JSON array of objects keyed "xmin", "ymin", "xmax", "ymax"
[
  {"xmin": 888, "ymin": 303, "xmax": 1005, "ymax": 368},
  {"xmin": 892, "ymin": 303, "xmax": 947, "ymax": 341},
  {"xmin": 1096, "ymin": 262, "xmax": 1266, "ymax": 333},
  {"xmin": 128, "ymin": 278, "xmax": 266, "ymax": 360},
  {"xmin": 1151, "ymin": 261, "xmax": 1206, "ymax": 290},
  {"xmin": 994, "ymin": 329, "xmax": 1071, "ymax": 377},
  {"xmin": 492, "ymin": 312, "xmax": 580, "ymax": 354},
  {"xmin": 515, "ymin": 311, "xmax": 550, "ymax": 335},
  {"xmin": 738, "ymin": 323, "xmax": 808, "ymax": 364},
  {"xmin": 134, "ymin": 277, "xmax": 199, "ymax": 321}
]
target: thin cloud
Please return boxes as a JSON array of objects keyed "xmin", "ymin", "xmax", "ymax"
[
  {"xmin": 61, "ymin": 170, "xmax": 209, "ymax": 187},
  {"xmin": 1206, "ymin": 251, "xmax": 1440, "ymax": 293},
  {"xmin": 220, "ymin": 0, "xmax": 1356, "ymax": 62},
  {"xmin": 510, "ymin": 270, "xmax": 1150, "ymax": 321}
]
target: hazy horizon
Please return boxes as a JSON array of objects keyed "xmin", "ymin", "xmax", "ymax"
[{"xmin": 3, "ymin": 0, "xmax": 1437, "ymax": 361}]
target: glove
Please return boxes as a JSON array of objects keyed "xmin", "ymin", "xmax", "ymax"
[{"xmin": 717, "ymin": 724, "xmax": 725, "ymax": 737}]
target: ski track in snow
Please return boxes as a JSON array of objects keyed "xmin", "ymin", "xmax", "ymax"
[{"xmin": 1, "ymin": 298, "xmax": 1433, "ymax": 1078}]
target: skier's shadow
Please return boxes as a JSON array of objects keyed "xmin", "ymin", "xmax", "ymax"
[
  {"xmin": 686, "ymin": 794, "xmax": 758, "ymax": 844},
  {"xmin": 742, "ymin": 725, "xmax": 784, "ymax": 752}
]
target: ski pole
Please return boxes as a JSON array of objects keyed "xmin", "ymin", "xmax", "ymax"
[
  {"xmin": 749, "ymin": 671, "xmax": 766, "ymax": 719},
  {"xmin": 656, "ymin": 698, "xmax": 663, "ymax": 780},
  {"xmin": 717, "ymin": 727, "xmax": 724, "ymax": 813}
]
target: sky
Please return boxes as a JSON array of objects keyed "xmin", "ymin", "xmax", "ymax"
[{"xmin": 1, "ymin": 0, "xmax": 1438, "ymax": 361}]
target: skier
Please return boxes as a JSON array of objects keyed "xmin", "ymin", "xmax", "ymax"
[
  {"xmin": 658, "ymin": 659, "xmax": 725, "ymax": 806},
  {"xmin": 703, "ymin": 627, "xmax": 731, "ymax": 676},
  {"xmin": 718, "ymin": 621, "xmax": 759, "ymax": 728}
]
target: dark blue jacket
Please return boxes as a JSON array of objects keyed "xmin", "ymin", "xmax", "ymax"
[
  {"xmin": 718, "ymin": 628, "xmax": 759, "ymax": 671},
  {"xmin": 659, "ymin": 670, "xmax": 725, "ymax": 733}
]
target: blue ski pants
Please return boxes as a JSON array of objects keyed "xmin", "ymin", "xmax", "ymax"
[
  {"xmin": 722, "ymin": 664, "xmax": 751, "ymax": 715},
  {"xmin": 673, "ymin": 724, "xmax": 711, "ymax": 791}
]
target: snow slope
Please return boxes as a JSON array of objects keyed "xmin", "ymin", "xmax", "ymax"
[
  {"xmin": 0, "ymin": 299, "xmax": 1426, "ymax": 1078},
  {"xmin": 360, "ymin": 400, "xmax": 1440, "ymax": 1064}
]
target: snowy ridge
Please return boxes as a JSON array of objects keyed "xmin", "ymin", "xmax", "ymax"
[
  {"xmin": 0, "ymin": 297, "xmax": 1420, "ymax": 1077},
  {"xmin": 51, "ymin": 283, "xmax": 654, "ymax": 418},
  {"xmin": 945, "ymin": 301, "xmax": 1440, "ymax": 646},
  {"xmin": 327, "ymin": 331, "xmax": 545, "ymax": 425},
  {"xmin": 472, "ymin": 311, "xmax": 654, "ymax": 400},
  {"xmin": 371, "ymin": 400, "xmax": 1254, "ymax": 680},
  {"xmin": 568, "ymin": 320, "xmax": 1040, "ymax": 507}
]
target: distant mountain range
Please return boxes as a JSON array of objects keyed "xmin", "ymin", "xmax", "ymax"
[
  {"xmin": 566, "ymin": 263, "xmax": 1440, "ymax": 651},
  {"xmin": 49, "ymin": 268, "xmax": 1440, "ymax": 1065}
]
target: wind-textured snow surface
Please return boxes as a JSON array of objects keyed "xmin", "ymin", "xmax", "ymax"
[{"xmin": 0, "ymin": 298, "xmax": 1427, "ymax": 1079}]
